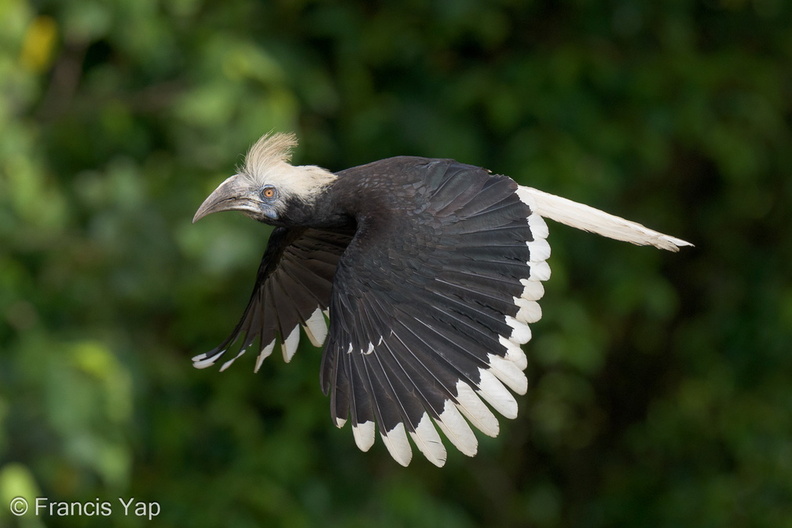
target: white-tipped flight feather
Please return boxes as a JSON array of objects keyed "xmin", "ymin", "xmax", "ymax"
[
  {"xmin": 192, "ymin": 351, "xmax": 222, "ymax": 369},
  {"xmin": 381, "ymin": 423, "xmax": 413, "ymax": 467},
  {"xmin": 409, "ymin": 413, "xmax": 447, "ymax": 467},
  {"xmin": 433, "ymin": 401, "xmax": 478, "ymax": 457},
  {"xmin": 302, "ymin": 307, "xmax": 328, "ymax": 347},
  {"xmin": 220, "ymin": 349, "xmax": 246, "ymax": 372},
  {"xmin": 254, "ymin": 340, "xmax": 276, "ymax": 373},
  {"xmin": 281, "ymin": 326, "xmax": 301, "ymax": 362},
  {"xmin": 487, "ymin": 354, "xmax": 529, "ymax": 395},
  {"xmin": 499, "ymin": 335, "xmax": 528, "ymax": 371},
  {"xmin": 454, "ymin": 381, "xmax": 500, "ymax": 437},
  {"xmin": 352, "ymin": 421, "xmax": 376, "ymax": 452},
  {"xmin": 476, "ymin": 369, "xmax": 519, "ymax": 419}
]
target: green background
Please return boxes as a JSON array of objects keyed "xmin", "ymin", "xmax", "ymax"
[{"xmin": 2, "ymin": 0, "xmax": 791, "ymax": 526}]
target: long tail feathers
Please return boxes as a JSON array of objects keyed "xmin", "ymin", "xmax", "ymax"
[{"xmin": 517, "ymin": 186, "xmax": 693, "ymax": 252}]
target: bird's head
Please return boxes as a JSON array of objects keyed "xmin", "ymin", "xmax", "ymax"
[{"xmin": 193, "ymin": 132, "xmax": 337, "ymax": 225}]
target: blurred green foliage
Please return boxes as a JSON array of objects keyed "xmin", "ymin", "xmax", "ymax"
[{"xmin": 1, "ymin": 0, "xmax": 791, "ymax": 526}]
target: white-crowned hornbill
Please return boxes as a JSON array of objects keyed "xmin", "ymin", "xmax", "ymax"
[{"xmin": 192, "ymin": 132, "xmax": 691, "ymax": 467}]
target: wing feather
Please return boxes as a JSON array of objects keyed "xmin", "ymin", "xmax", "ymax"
[
  {"xmin": 192, "ymin": 227, "xmax": 353, "ymax": 371},
  {"xmin": 323, "ymin": 160, "xmax": 550, "ymax": 465}
]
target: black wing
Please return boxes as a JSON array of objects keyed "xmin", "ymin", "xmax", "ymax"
[
  {"xmin": 193, "ymin": 227, "xmax": 354, "ymax": 371},
  {"xmin": 320, "ymin": 159, "xmax": 551, "ymax": 467}
]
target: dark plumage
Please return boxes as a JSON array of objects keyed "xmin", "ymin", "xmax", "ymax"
[{"xmin": 192, "ymin": 132, "xmax": 691, "ymax": 466}]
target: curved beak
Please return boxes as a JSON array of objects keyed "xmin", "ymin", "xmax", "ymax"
[{"xmin": 193, "ymin": 175, "xmax": 262, "ymax": 223}]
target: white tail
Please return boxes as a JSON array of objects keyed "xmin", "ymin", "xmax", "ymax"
[{"xmin": 517, "ymin": 186, "xmax": 693, "ymax": 252}]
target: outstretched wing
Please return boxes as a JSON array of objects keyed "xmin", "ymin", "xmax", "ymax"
[
  {"xmin": 193, "ymin": 227, "xmax": 353, "ymax": 372},
  {"xmin": 320, "ymin": 159, "xmax": 551, "ymax": 467}
]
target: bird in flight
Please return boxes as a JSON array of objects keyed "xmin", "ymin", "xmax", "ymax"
[{"xmin": 192, "ymin": 132, "xmax": 691, "ymax": 467}]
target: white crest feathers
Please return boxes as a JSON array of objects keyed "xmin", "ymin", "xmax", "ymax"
[
  {"xmin": 240, "ymin": 132, "xmax": 337, "ymax": 203},
  {"xmin": 242, "ymin": 132, "xmax": 298, "ymax": 177}
]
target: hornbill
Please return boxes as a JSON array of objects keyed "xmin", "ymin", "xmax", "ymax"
[{"xmin": 192, "ymin": 132, "xmax": 691, "ymax": 467}]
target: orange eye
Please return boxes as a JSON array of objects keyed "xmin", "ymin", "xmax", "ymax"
[{"xmin": 262, "ymin": 187, "xmax": 276, "ymax": 199}]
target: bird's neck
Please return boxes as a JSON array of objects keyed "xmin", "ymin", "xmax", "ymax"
[{"xmin": 270, "ymin": 179, "xmax": 355, "ymax": 230}]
